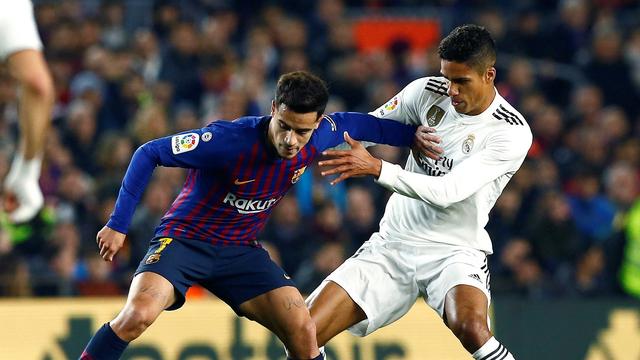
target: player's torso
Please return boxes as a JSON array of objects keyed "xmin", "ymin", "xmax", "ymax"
[
  {"xmin": 157, "ymin": 126, "xmax": 316, "ymax": 245},
  {"xmin": 213, "ymin": 146, "xmax": 312, "ymax": 215},
  {"xmin": 381, "ymin": 81, "xmax": 524, "ymax": 251},
  {"xmin": 408, "ymin": 95, "xmax": 496, "ymax": 176}
]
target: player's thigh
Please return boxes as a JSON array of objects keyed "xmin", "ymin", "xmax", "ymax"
[
  {"xmin": 203, "ymin": 246, "xmax": 296, "ymax": 316},
  {"xmin": 134, "ymin": 237, "xmax": 204, "ymax": 311},
  {"xmin": 238, "ymin": 285, "xmax": 310, "ymax": 336},
  {"xmin": 315, "ymin": 238, "xmax": 418, "ymax": 337},
  {"xmin": 421, "ymin": 250, "xmax": 491, "ymax": 319}
]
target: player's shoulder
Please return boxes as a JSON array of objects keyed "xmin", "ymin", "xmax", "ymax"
[
  {"xmin": 205, "ymin": 116, "xmax": 265, "ymax": 130},
  {"xmin": 200, "ymin": 116, "xmax": 266, "ymax": 148},
  {"xmin": 203, "ymin": 116, "xmax": 265, "ymax": 137},
  {"xmin": 488, "ymin": 95, "xmax": 529, "ymax": 128},
  {"xmin": 421, "ymin": 76, "xmax": 450, "ymax": 98},
  {"xmin": 487, "ymin": 95, "xmax": 532, "ymax": 140},
  {"xmin": 399, "ymin": 76, "xmax": 449, "ymax": 98},
  {"xmin": 308, "ymin": 114, "xmax": 340, "ymax": 149}
]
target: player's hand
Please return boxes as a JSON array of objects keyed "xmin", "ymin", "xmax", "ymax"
[
  {"xmin": 413, "ymin": 125, "xmax": 443, "ymax": 160},
  {"xmin": 318, "ymin": 131, "xmax": 382, "ymax": 185},
  {"xmin": 96, "ymin": 226, "xmax": 126, "ymax": 262}
]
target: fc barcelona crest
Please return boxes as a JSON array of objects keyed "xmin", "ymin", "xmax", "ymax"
[
  {"xmin": 291, "ymin": 166, "xmax": 307, "ymax": 184},
  {"xmin": 145, "ymin": 254, "xmax": 160, "ymax": 264},
  {"xmin": 426, "ymin": 105, "xmax": 445, "ymax": 127}
]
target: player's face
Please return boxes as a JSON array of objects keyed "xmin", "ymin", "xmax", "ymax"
[
  {"xmin": 269, "ymin": 102, "xmax": 321, "ymax": 159},
  {"xmin": 440, "ymin": 59, "xmax": 496, "ymax": 116}
]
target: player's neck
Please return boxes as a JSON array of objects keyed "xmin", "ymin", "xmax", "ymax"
[
  {"xmin": 469, "ymin": 86, "xmax": 496, "ymax": 116},
  {"xmin": 263, "ymin": 117, "xmax": 280, "ymax": 158}
]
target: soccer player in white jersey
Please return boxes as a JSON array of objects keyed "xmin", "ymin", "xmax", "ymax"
[
  {"xmin": 306, "ymin": 25, "xmax": 532, "ymax": 360},
  {"xmin": 0, "ymin": 0, "xmax": 54, "ymax": 223}
]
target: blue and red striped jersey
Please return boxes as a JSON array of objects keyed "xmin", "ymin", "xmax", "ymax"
[{"xmin": 107, "ymin": 112, "xmax": 415, "ymax": 246}]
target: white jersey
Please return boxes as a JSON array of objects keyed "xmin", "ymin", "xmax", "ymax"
[
  {"xmin": 0, "ymin": 0, "xmax": 42, "ymax": 60},
  {"xmin": 371, "ymin": 76, "xmax": 532, "ymax": 253}
]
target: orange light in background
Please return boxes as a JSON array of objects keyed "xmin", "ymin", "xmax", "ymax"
[{"xmin": 353, "ymin": 18, "xmax": 440, "ymax": 52}]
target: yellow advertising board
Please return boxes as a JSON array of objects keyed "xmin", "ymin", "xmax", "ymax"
[
  {"xmin": 0, "ymin": 298, "xmax": 470, "ymax": 359},
  {"xmin": 585, "ymin": 309, "xmax": 640, "ymax": 360}
]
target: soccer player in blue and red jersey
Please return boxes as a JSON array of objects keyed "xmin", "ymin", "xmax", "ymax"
[{"xmin": 79, "ymin": 71, "xmax": 417, "ymax": 360}]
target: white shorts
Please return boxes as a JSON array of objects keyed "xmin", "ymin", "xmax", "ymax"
[
  {"xmin": 0, "ymin": 0, "xmax": 42, "ymax": 60},
  {"xmin": 306, "ymin": 233, "xmax": 491, "ymax": 337}
]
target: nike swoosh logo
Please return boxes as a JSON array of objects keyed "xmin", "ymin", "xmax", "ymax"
[{"xmin": 234, "ymin": 178, "xmax": 255, "ymax": 185}]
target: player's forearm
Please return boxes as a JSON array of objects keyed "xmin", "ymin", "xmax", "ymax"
[
  {"xmin": 375, "ymin": 161, "xmax": 459, "ymax": 208},
  {"xmin": 330, "ymin": 112, "xmax": 416, "ymax": 147},
  {"xmin": 107, "ymin": 144, "xmax": 158, "ymax": 233},
  {"xmin": 375, "ymin": 146, "xmax": 527, "ymax": 208}
]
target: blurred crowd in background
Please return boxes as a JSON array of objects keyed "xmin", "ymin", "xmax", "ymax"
[{"xmin": 1, "ymin": 0, "xmax": 640, "ymax": 302}]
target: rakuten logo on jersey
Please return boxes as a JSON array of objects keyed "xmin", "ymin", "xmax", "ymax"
[{"xmin": 223, "ymin": 193, "xmax": 280, "ymax": 214}]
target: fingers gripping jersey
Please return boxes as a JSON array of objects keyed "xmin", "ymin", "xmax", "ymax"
[
  {"xmin": 107, "ymin": 114, "xmax": 415, "ymax": 246},
  {"xmin": 371, "ymin": 77, "xmax": 533, "ymax": 253}
]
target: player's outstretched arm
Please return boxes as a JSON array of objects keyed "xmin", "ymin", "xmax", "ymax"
[
  {"xmin": 319, "ymin": 131, "xmax": 381, "ymax": 185},
  {"xmin": 313, "ymin": 112, "xmax": 416, "ymax": 151},
  {"xmin": 318, "ymin": 125, "xmax": 440, "ymax": 185},
  {"xmin": 375, "ymin": 130, "xmax": 532, "ymax": 208},
  {"xmin": 96, "ymin": 226, "xmax": 126, "ymax": 262},
  {"xmin": 107, "ymin": 127, "xmax": 227, "ymax": 234},
  {"xmin": 367, "ymin": 77, "xmax": 445, "ymax": 161},
  {"xmin": 321, "ymin": 128, "xmax": 532, "ymax": 208}
]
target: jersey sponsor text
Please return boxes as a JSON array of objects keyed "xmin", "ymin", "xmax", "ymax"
[{"xmin": 222, "ymin": 192, "xmax": 280, "ymax": 214}]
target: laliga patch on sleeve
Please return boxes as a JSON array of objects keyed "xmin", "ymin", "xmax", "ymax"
[
  {"xmin": 172, "ymin": 133, "xmax": 200, "ymax": 154},
  {"xmin": 378, "ymin": 96, "xmax": 400, "ymax": 116}
]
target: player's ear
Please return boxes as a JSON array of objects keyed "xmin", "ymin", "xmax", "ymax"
[
  {"xmin": 314, "ymin": 114, "xmax": 323, "ymax": 129},
  {"xmin": 486, "ymin": 67, "xmax": 496, "ymax": 83},
  {"xmin": 271, "ymin": 100, "xmax": 276, "ymax": 116}
]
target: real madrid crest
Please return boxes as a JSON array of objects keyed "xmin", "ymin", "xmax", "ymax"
[
  {"xmin": 462, "ymin": 134, "xmax": 475, "ymax": 154},
  {"xmin": 426, "ymin": 105, "xmax": 445, "ymax": 127},
  {"xmin": 291, "ymin": 166, "xmax": 307, "ymax": 184}
]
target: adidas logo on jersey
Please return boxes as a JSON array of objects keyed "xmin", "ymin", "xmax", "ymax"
[
  {"xmin": 492, "ymin": 105, "xmax": 524, "ymax": 125},
  {"xmin": 223, "ymin": 192, "xmax": 280, "ymax": 214},
  {"xmin": 468, "ymin": 273, "xmax": 482, "ymax": 283}
]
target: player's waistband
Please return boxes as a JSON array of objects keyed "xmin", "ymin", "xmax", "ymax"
[{"xmin": 152, "ymin": 233, "xmax": 262, "ymax": 248}]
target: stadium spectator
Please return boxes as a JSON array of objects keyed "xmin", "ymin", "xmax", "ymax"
[
  {"xmin": 262, "ymin": 194, "xmax": 311, "ymax": 275},
  {"xmin": 294, "ymin": 242, "xmax": 346, "ymax": 295},
  {"xmin": 0, "ymin": 0, "xmax": 638, "ymax": 316}
]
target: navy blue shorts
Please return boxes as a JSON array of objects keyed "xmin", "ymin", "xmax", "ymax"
[{"xmin": 135, "ymin": 237, "xmax": 295, "ymax": 314}]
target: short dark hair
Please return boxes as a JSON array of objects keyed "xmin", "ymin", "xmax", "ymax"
[
  {"xmin": 275, "ymin": 71, "xmax": 329, "ymax": 116},
  {"xmin": 438, "ymin": 24, "xmax": 496, "ymax": 73}
]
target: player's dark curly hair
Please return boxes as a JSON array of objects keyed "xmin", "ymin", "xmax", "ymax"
[
  {"xmin": 275, "ymin": 71, "xmax": 329, "ymax": 116},
  {"xmin": 438, "ymin": 24, "xmax": 496, "ymax": 73}
]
